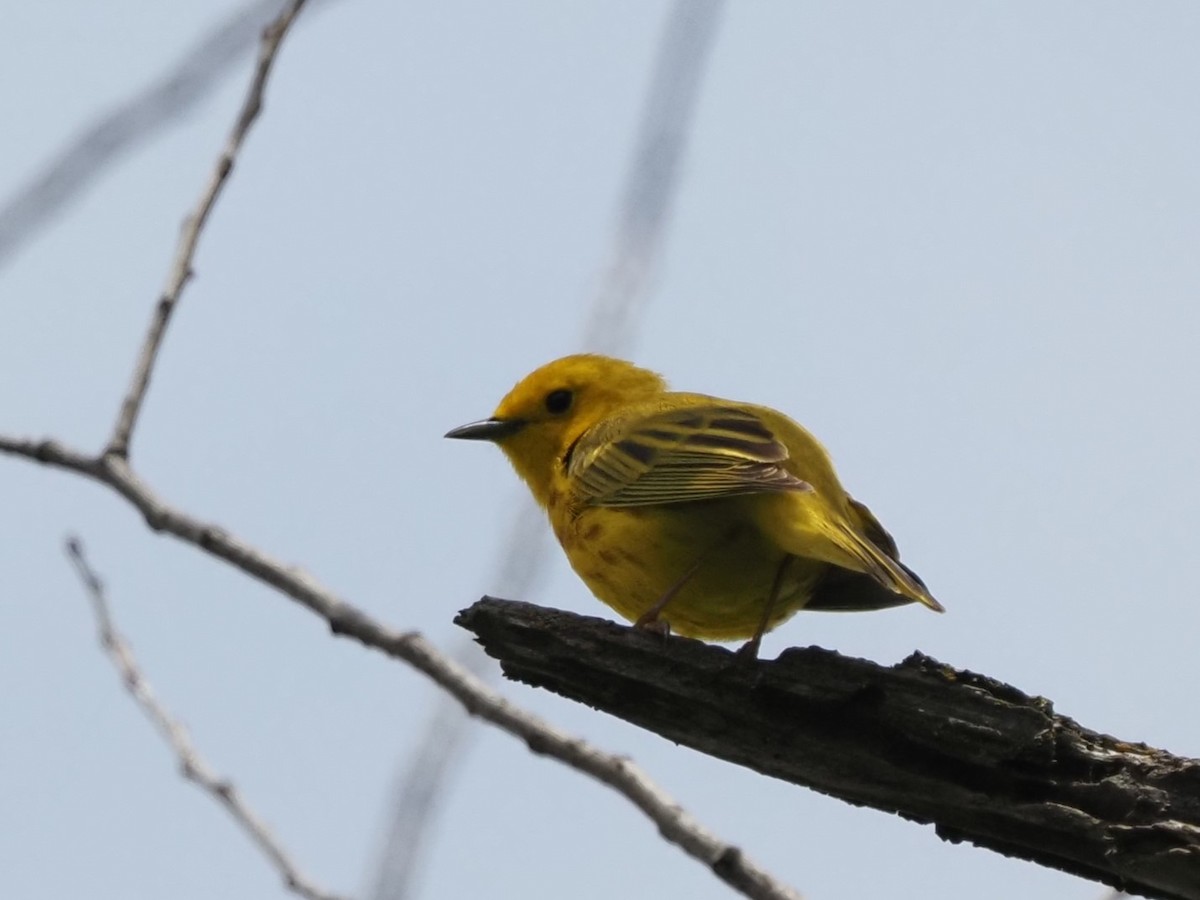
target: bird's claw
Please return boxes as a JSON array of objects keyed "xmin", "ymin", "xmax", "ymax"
[
  {"xmin": 634, "ymin": 615, "xmax": 671, "ymax": 639},
  {"xmin": 735, "ymin": 637, "xmax": 762, "ymax": 660}
]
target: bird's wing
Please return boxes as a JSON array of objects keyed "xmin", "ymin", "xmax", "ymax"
[
  {"xmin": 567, "ymin": 403, "xmax": 812, "ymax": 507},
  {"xmin": 847, "ymin": 497, "xmax": 899, "ymax": 558}
]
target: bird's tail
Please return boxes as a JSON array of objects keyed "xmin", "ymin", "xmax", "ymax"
[
  {"xmin": 760, "ymin": 492, "xmax": 943, "ymax": 612},
  {"xmin": 829, "ymin": 521, "xmax": 944, "ymax": 612}
]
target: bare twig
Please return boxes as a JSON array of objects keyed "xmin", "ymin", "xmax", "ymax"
[
  {"xmin": 0, "ymin": 0, "xmax": 338, "ymax": 270},
  {"xmin": 106, "ymin": 0, "xmax": 308, "ymax": 460},
  {"xmin": 64, "ymin": 536, "xmax": 349, "ymax": 900},
  {"xmin": 0, "ymin": 436, "xmax": 800, "ymax": 900}
]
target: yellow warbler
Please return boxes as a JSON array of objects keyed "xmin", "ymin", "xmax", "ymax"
[{"xmin": 447, "ymin": 354, "xmax": 942, "ymax": 655}]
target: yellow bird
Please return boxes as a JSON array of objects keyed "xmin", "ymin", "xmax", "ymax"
[{"xmin": 447, "ymin": 354, "xmax": 942, "ymax": 655}]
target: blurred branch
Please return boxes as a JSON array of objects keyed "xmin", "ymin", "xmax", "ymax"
[
  {"xmin": 107, "ymin": 0, "xmax": 308, "ymax": 459},
  {"xmin": 368, "ymin": 507, "xmax": 548, "ymax": 900},
  {"xmin": 583, "ymin": 0, "xmax": 725, "ymax": 355},
  {"xmin": 368, "ymin": 4, "xmax": 726, "ymax": 896},
  {"xmin": 0, "ymin": 0, "xmax": 337, "ymax": 270},
  {"xmin": 65, "ymin": 537, "xmax": 349, "ymax": 900},
  {"xmin": 458, "ymin": 597, "xmax": 1200, "ymax": 900},
  {"xmin": 365, "ymin": 682, "xmax": 482, "ymax": 900}
]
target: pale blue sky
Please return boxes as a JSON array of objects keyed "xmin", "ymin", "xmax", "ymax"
[{"xmin": 3, "ymin": 3, "xmax": 1199, "ymax": 899}]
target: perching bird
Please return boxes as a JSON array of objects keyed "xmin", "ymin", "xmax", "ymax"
[{"xmin": 446, "ymin": 354, "xmax": 942, "ymax": 656}]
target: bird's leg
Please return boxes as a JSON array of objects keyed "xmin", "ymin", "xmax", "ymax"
[
  {"xmin": 635, "ymin": 528, "xmax": 737, "ymax": 632},
  {"xmin": 737, "ymin": 555, "xmax": 794, "ymax": 659},
  {"xmin": 634, "ymin": 555, "xmax": 705, "ymax": 633}
]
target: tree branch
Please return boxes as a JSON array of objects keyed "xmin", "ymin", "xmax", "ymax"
[
  {"xmin": 65, "ymin": 537, "xmax": 349, "ymax": 900},
  {"xmin": 456, "ymin": 597, "xmax": 1200, "ymax": 900},
  {"xmin": 106, "ymin": 0, "xmax": 308, "ymax": 460}
]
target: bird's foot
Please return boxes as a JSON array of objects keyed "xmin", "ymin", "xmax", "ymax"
[
  {"xmin": 634, "ymin": 613, "xmax": 671, "ymax": 639},
  {"xmin": 735, "ymin": 637, "xmax": 762, "ymax": 660}
]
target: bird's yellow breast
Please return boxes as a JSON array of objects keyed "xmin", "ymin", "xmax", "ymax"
[{"xmin": 549, "ymin": 494, "xmax": 821, "ymax": 640}]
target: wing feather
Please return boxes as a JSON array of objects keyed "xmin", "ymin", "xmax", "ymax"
[{"xmin": 568, "ymin": 404, "xmax": 812, "ymax": 507}]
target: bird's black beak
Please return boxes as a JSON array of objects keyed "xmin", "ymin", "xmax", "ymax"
[{"xmin": 444, "ymin": 418, "xmax": 526, "ymax": 442}]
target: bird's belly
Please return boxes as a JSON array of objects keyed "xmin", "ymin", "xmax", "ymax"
[{"xmin": 556, "ymin": 500, "xmax": 822, "ymax": 641}]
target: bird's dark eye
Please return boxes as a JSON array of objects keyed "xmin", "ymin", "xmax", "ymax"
[{"xmin": 544, "ymin": 388, "xmax": 573, "ymax": 415}]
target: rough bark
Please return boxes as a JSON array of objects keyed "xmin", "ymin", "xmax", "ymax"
[{"xmin": 456, "ymin": 597, "xmax": 1200, "ymax": 900}]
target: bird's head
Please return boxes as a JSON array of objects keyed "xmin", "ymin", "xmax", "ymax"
[{"xmin": 445, "ymin": 354, "xmax": 666, "ymax": 508}]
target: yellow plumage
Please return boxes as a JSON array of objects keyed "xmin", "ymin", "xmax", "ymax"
[{"xmin": 447, "ymin": 354, "xmax": 941, "ymax": 654}]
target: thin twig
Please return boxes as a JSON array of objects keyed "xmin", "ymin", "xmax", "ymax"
[
  {"xmin": 64, "ymin": 536, "xmax": 350, "ymax": 900},
  {"xmin": 0, "ymin": 0, "xmax": 324, "ymax": 270},
  {"xmin": 0, "ymin": 434, "xmax": 799, "ymax": 900},
  {"xmin": 106, "ymin": 0, "xmax": 308, "ymax": 460}
]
